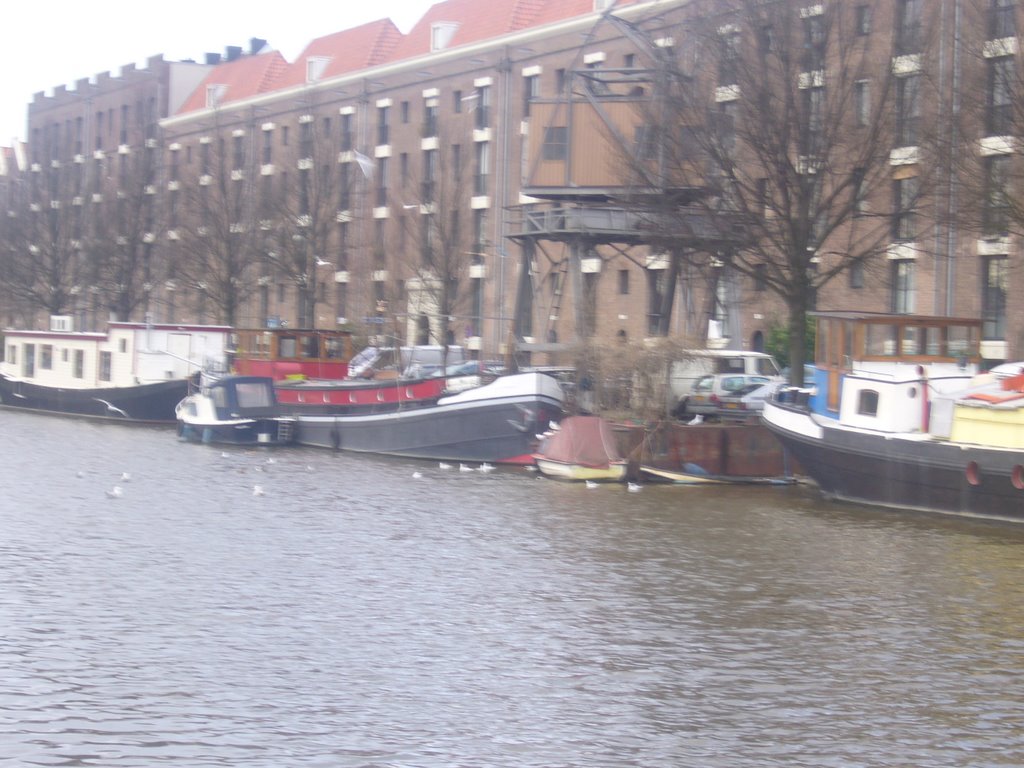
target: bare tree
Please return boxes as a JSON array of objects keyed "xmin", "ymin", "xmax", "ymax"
[
  {"xmin": 0, "ymin": 159, "xmax": 86, "ymax": 320},
  {"xmin": 173, "ymin": 122, "xmax": 262, "ymax": 326},
  {"xmin": 616, "ymin": 0, "xmax": 935, "ymax": 380},
  {"xmin": 88, "ymin": 141, "xmax": 163, "ymax": 321},
  {"xmin": 394, "ymin": 119, "xmax": 477, "ymax": 351},
  {"xmin": 261, "ymin": 109, "xmax": 343, "ymax": 329}
]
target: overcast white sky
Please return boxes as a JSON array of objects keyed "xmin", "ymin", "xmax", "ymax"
[{"xmin": 0, "ymin": 0, "xmax": 437, "ymax": 145}]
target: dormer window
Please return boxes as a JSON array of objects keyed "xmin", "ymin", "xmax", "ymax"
[
  {"xmin": 206, "ymin": 84, "xmax": 227, "ymax": 108},
  {"xmin": 306, "ymin": 56, "xmax": 330, "ymax": 83},
  {"xmin": 431, "ymin": 22, "xmax": 458, "ymax": 52}
]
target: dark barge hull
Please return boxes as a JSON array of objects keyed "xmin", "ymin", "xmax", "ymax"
[
  {"xmin": 0, "ymin": 374, "xmax": 189, "ymax": 423},
  {"xmin": 764, "ymin": 402, "xmax": 1024, "ymax": 520},
  {"xmin": 294, "ymin": 393, "xmax": 563, "ymax": 464}
]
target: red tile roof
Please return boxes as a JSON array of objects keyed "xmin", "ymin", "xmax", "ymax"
[
  {"xmin": 386, "ymin": 0, "xmax": 632, "ymax": 62},
  {"xmin": 177, "ymin": 50, "xmax": 289, "ymax": 115},
  {"xmin": 278, "ymin": 19, "xmax": 403, "ymax": 90}
]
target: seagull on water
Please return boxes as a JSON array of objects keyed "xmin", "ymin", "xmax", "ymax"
[
  {"xmin": 627, "ymin": 482, "xmax": 642, "ymax": 492},
  {"xmin": 459, "ymin": 463, "xmax": 475, "ymax": 472},
  {"xmin": 477, "ymin": 463, "xmax": 495, "ymax": 473},
  {"xmin": 412, "ymin": 471, "xmax": 423, "ymax": 479},
  {"xmin": 105, "ymin": 486, "xmax": 124, "ymax": 499},
  {"xmin": 252, "ymin": 485, "xmax": 265, "ymax": 497},
  {"xmin": 439, "ymin": 462, "xmax": 452, "ymax": 470},
  {"xmin": 120, "ymin": 472, "xmax": 131, "ymax": 482},
  {"xmin": 585, "ymin": 480, "xmax": 599, "ymax": 489}
]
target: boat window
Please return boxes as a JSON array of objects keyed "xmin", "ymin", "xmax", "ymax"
[
  {"xmin": 236, "ymin": 382, "xmax": 273, "ymax": 408},
  {"xmin": 865, "ymin": 324, "xmax": 897, "ymax": 356},
  {"xmin": 211, "ymin": 387, "xmax": 228, "ymax": 408},
  {"xmin": 947, "ymin": 325, "xmax": 974, "ymax": 358},
  {"xmin": 901, "ymin": 326, "xmax": 922, "ymax": 355},
  {"xmin": 924, "ymin": 326, "xmax": 942, "ymax": 355},
  {"xmin": 301, "ymin": 335, "xmax": 318, "ymax": 358},
  {"xmin": 279, "ymin": 336, "xmax": 297, "ymax": 358},
  {"xmin": 325, "ymin": 338, "xmax": 343, "ymax": 358},
  {"xmin": 857, "ymin": 389, "xmax": 879, "ymax": 416}
]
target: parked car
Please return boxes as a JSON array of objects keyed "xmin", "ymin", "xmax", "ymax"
[
  {"xmin": 670, "ymin": 350, "xmax": 781, "ymax": 418},
  {"xmin": 685, "ymin": 373, "xmax": 776, "ymax": 419},
  {"xmin": 715, "ymin": 380, "xmax": 779, "ymax": 421}
]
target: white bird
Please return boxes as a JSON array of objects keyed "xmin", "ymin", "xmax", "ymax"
[
  {"xmin": 94, "ymin": 398, "xmax": 128, "ymax": 417},
  {"xmin": 549, "ymin": 421, "xmax": 560, "ymax": 431},
  {"xmin": 306, "ymin": 465, "xmax": 315, "ymax": 472},
  {"xmin": 477, "ymin": 463, "xmax": 495, "ymax": 473},
  {"xmin": 120, "ymin": 472, "xmax": 131, "ymax": 482},
  {"xmin": 76, "ymin": 470, "xmax": 85, "ymax": 478},
  {"xmin": 412, "ymin": 471, "xmax": 423, "ymax": 479},
  {"xmin": 439, "ymin": 462, "xmax": 452, "ymax": 470},
  {"xmin": 252, "ymin": 485, "xmax": 265, "ymax": 496},
  {"xmin": 524, "ymin": 465, "xmax": 537, "ymax": 472},
  {"xmin": 627, "ymin": 482, "xmax": 642, "ymax": 492},
  {"xmin": 585, "ymin": 480, "xmax": 599, "ymax": 489},
  {"xmin": 459, "ymin": 463, "xmax": 474, "ymax": 472},
  {"xmin": 105, "ymin": 486, "xmax": 124, "ymax": 499},
  {"xmin": 315, "ymin": 257, "xmax": 332, "ymax": 267},
  {"xmin": 221, "ymin": 452, "xmax": 230, "ymax": 459},
  {"xmin": 266, "ymin": 457, "xmax": 276, "ymax": 465},
  {"xmin": 687, "ymin": 414, "xmax": 704, "ymax": 425}
]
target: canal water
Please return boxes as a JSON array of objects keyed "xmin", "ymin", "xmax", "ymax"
[{"xmin": 3, "ymin": 409, "xmax": 1024, "ymax": 767}]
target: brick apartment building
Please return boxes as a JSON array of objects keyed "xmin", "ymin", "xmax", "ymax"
[{"xmin": 3, "ymin": 0, "xmax": 1021, "ymax": 367}]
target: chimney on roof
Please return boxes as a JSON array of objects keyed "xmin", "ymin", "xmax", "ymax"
[
  {"xmin": 226, "ymin": 46, "xmax": 243, "ymax": 62},
  {"xmin": 250, "ymin": 38, "xmax": 268, "ymax": 55},
  {"xmin": 205, "ymin": 52, "xmax": 221, "ymax": 65}
]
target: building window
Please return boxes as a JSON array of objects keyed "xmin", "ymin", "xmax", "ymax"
[
  {"xmin": 801, "ymin": 85, "xmax": 824, "ymax": 156},
  {"xmin": 849, "ymin": 261, "xmax": 865, "ymax": 289},
  {"xmin": 300, "ymin": 121, "xmax": 313, "ymax": 159},
  {"xmin": 523, "ymin": 74, "xmax": 539, "ymax": 117},
  {"xmin": 542, "ymin": 126, "xmax": 568, "ymax": 161},
  {"xmin": 894, "ymin": 0, "xmax": 920, "ymax": 56},
  {"xmin": 306, "ymin": 56, "xmax": 329, "ymax": 83},
  {"xmin": 854, "ymin": 80, "xmax": 870, "ymax": 127},
  {"xmin": 377, "ymin": 105, "xmax": 390, "ymax": 146},
  {"xmin": 895, "ymin": 75, "xmax": 919, "ymax": 147},
  {"xmin": 718, "ymin": 31, "xmax": 740, "ymax": 86},
  {"xmin": 475, "ymin": 85, "xmax": 491, "ymax": 129},
  {"xmin": 984, "ymin": 154, "xmax": 1011, "ymax": 235},
  {"xmin": 431, "ymin": 21, "xmax": 458, "ymax": 52},
  {"xmin": 263, "ymin": 130, "xmax": 273, "ymax": 164},
  {"xmin": 891, "ymin": 259, "xmax": 915, "ymax": 314},
  {"xmin": 893, "ymin": 176, "xmax": 917, "ymax": 241},
  {"xmin": 453, "ymin": 89, "xmax": 462, "ymax": 113},
  {"xmin": 646, "ymin": 269, "xmax": 667, "ymax": 336},
  {"xmin": 556, "ymin": 69, "xmax": 567, "ymax": 94},
  {"xmin": 855, "ymin": 4, "xmax": 872, "ymax": 35},
  {"xmin": 474, "ymin": 142, "xmax": 489, "ymax": 196},
  {"xmin": 423, "ymin": 98, "xmax": 438, "ymax": 137},
  {"xmin": 754, "ymin": 263, "xmax": 767, "ymax": 291},
  {"xmin": 986, "ymin": 56, "xmax": 1013, "ymax": 136},
  {"xmin": 982, "ymin": 256, "xmax": 1008, "ymax": 340},
  {"xmin": 852, "ymin": 167, "xmax": 868, "ymax": 216},
  {"xmin": 340, "ymin": 113, "xmax": 354, "ymax": 151},
  {"xmin": 618, "ymin": 269, "xmax": 629, "ymax": 295},
  {"xmin": 376, "ymin": 156, "xmax": 389, "ymax": 207},
  {"xmin": 990, "ymin": 0, "xmax": 1016, "ymax": 40},
  {"xmin": 802, "ymin": 14, "xmax": 825, "ymax": 72},
  {"xmin": 634, "ymin": 125, "xmax": 656, "ymax": 161},
  {"xmin": 73, "ymin": 349, "xmax": 85, "ymax": 379},
  {"xmin": 233, "ymin": 135, "xmax": 244, "ymax": 170},
  {"xmin": 99, "ymin": 351, "xmax": 111, "ymax": 382}
]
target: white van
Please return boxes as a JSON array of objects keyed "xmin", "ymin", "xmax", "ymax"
[{"xmin": 669, "ymin": 350, "xmax": 781, "ymax": 418}]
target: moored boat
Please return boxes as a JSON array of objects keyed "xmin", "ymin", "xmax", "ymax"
[
  {"xmin": 176, "ymin": 375, "xmax": 296, "ymax": 446},
  {"xmin": 762, "ymin": 311, "xmax": 1024, "ymax": 520},
  {"xmin": 293, "ymin": 371, "xmax": 565, "ymax": 464},
  {"xmin": 0, "ymin": 318, "xmax": 231, "ymax": 423},
  {"xmin": 534, "ymin": 415, "xmax": 628, "ymax": 481}
]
